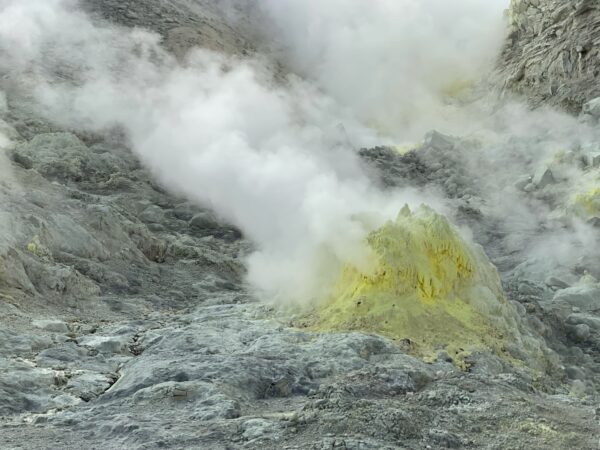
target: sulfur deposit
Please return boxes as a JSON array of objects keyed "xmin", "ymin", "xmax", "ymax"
[
  {"xmin": 572, "ymin": 187, "xmax": 600, "ymax": 218},
  {"xmin": 310, "ymin": 205, "xmax": 552, "ymax": 369}
]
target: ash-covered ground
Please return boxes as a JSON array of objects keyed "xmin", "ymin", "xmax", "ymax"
[{"xmin": 1, "ymin": 1, "xmax": 600, "ymax": 449}]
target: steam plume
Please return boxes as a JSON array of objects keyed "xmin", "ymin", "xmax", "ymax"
[{"xmin": 1, "ymin": 0, "xmax": 597, "ymax": 304}]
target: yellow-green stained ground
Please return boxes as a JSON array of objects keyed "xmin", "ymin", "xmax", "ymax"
[
  {"xmin": 439, "ymin": 79, "xmax": 475, "ymax": 101},
  {"xmin": 306, "ymin": 205, "xmax": 547, "ymax": 368},
  {"xmin": 27, "ymin": 235, "xmax": 51, "ymax": 259},
  {"xmin": 571, "ymin": 187, "xmax": 600, "ymax": 217}
]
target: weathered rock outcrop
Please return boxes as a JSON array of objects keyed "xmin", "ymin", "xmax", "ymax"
[
  {"xmin": 1, "ymin": 2, "xmax": 600, "ymax": 449},
  {"xmin": 498, "ymin": 0, "xmax": 600, "ymax": 113}
]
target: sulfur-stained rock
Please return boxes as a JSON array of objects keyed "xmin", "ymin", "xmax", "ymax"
[{"xmin": 307, "ymin": 205, "xmax": 554, "ymax": 371}]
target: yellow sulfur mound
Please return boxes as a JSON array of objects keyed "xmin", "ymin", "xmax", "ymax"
[{"xmin": 308, "ymin": 205, "xmax": 550, "ymax": 368}]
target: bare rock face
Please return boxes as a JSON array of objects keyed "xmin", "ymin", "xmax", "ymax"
[
  {"xmin": 79, "ymin": 0, "xmax": 256, "ymax": 59},
  {"xmin": 498, "ymin": 0, "xmax": 600, "ymax": 113}
]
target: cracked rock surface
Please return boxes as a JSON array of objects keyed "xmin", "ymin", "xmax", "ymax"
[{"xmin": 498, "ymin": 0, "xmax": 600, "ymax": 114}]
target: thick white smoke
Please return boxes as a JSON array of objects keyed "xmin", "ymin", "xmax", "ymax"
[
  {"xmin": 0, "ymin": 0, "xmax": 452, "ymax": 303},
  {"xmin": 255, "ymin": 0, "xmax": 508, "ymax": 138},
  {"xmin": 3, "ymin": 0, "xmax": 596, "ymax": 304}
]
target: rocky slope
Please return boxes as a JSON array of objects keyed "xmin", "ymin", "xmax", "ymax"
[
  {"xmin": 1, "ymin": 1, "xmax": 600, "ymax": 449},
  {"xmin": 499, "ymin": 0, "xmax": 600, "ymax": 113}
]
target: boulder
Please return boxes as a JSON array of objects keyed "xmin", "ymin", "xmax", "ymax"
[
  {"xmin": 553, "ymin": 285, "xmax": 600, "ymax": 311},
  {"xmin": 532, "ymin": 167, "xmax": 556, "ymax": 189},
  {"xmin": 32, "ymin": 319, "xmax": 69, "ymax": 333},
  {"xmin": 545, "ymin": 276, "xmax": 570, "ymax": 290},
  {"xmin": 189, "ymin": 211, "xmax": 220, "ymax": 231},
  {"xmin": 423, "ymin": 130, "xmax": 455, "ymax": 151},
  {"xmin": 584, "ymin": 152, "xmax": 600, "ymax": 168},
  {"xmin": 582, "ymin": 97, "xmax": 600, "ymax": 119}
]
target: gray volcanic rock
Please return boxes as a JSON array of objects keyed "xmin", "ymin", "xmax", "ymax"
[
  {"xmin": 553, "ymin": 284, "xmax": 600, "ymax": 311},
  {"xmin": 80, "ymin": 0, "xmax": 256, "ymax": 59},
  {"xmin": 498, "ymin": 0, "xmax": 600, "ymax": 113},
  {"xmin": 12, "ymin": 133, "xmax": 94, "ymax": 182},
  {"xmin": 3, "ymin": 303, "xmax": 598, "ymax": 450}
]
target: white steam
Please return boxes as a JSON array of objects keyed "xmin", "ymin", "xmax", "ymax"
[
  {"xmin": 2, "ymin": 0, "xmax": 597, "ymax": 303},
  {"xmin": 0, "ymin": 0, "xmax": 452, "ymax": 303},
  {"xmin": 255, "ymin": 0, "xmax": 508, "ymax": 138}
]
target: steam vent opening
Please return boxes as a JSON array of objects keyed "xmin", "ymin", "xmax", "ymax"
[{"xmin": 306, "ymin": 205, "xmax": 552, "ymax": 370}]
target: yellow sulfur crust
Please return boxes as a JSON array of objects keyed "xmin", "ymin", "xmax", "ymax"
[
  {"xmin": 307, "ymin": 205, "xmax": 549, "ymax": 368},
  {"xmin": 572, "ymin": 187, "xmax": 600, "ymax": 217}
]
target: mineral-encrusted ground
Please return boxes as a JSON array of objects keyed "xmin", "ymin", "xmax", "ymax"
[{"xmin": 1, "ymin": 1, "xmax": 600, "ymax": 449}]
